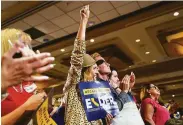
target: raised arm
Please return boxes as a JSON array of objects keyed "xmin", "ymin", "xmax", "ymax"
[
  {"xmin": 63, "ymin": 5, "xmax": 90, "ymax": 92},
  {"xmin": 76, "ymin": 5, "xmax": 89, "ymax": 40}
]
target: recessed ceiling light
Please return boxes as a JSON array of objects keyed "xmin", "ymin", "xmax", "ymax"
[
  {"xmin": 88, "ymin": 21, "xmax": 95, "ymax": 26},
  {"xmin": 60, "ymin": 49, "xmax": 65, "ymax": 52},
  {"xmin": 136, "ymin": 39, "xmax": 140, "ymax": 43},
  {"xmin": 129, "ymin": 66, "xmax": 131, "ymax": 68},
  {"xmin": 43, "ymin": 38, "xmax": 49, "ymax": 42},
  {"xmin": 145, "ymin": 51, "xmax": 150, "ymax": 55},
  {"xmin": 90, "ymin": 39, "xmax": 95, "ymax": 43},
  {"xmin": 173, "ymin": 12, "xmax": 179, "ymax": 16},
  {"xmin": 172, "ymin": 95, "xmax": 175, "ymax": 97},
  {"xmin": 152, "ymin": 60, "xmax": 156, "ymax": 63}
]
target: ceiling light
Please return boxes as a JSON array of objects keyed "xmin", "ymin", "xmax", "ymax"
[
  {"xmin": 136, "ymin": 39, "xmax": 140, "ymax": 43},
  {"xmin": 173, "ymin": 12, "xmax": 179, "ymax": 16},
  {"xmin": 43, "ymin": 38, "xmax": 49, "ymax": 42},
  {"xmin": 145, "ymin": 51, "xmax": 150, "ymax": 55},
  {"xmin": 90, "ymin": 39, "xmax": 95, "ymax": 43},
  {"xmin": 129, "ymin": 66, "xmax": 131, "ymax": 68},
  {"xmin": 152, "ymin": 60, "xmax": 156, "ymax": 63},
  {"xmin": 88, "ymin": 21, "xmax": 95, "ymax": 26},
  {"xmin": 60, "ymin": 49, "xmax": 65, "ymax": 52},
  {"xmin": 172, "ymin": 95, "xmax": 175, "ymax": 97}
]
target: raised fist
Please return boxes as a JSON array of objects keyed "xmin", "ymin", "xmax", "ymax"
[{"xmin": 80, "ymin": 5, "xmax": 90, "ymax": 20}]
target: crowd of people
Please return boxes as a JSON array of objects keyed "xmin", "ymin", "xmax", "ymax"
[{"xmin": 1, "ymin": 5, "xmax": 182, "ymax": 125}]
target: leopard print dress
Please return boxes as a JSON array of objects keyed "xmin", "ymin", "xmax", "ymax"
[{"xmin": 63, "ymin": 39, "xmax": 102, "ymax": 125}]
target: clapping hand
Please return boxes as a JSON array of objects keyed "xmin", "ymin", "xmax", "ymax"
[
  {"xmin": 119, "ymin": 75, "xmax": 130, "ymax": 93},
  {"xmin": 1, "ymin": 41, "xmax": 55, "ymax": 92},
  {"xmin": 129, "ymin": 72, "xmax": 135, "ymax": 90}
]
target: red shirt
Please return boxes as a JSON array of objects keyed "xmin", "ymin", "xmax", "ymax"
[
  {"xmin": 141, "ymin": 98, "xmax": 170, "ymax": 125},
  {"xmin": 1, "ymin": 82, "xmax": 34, "ymax": 116}
]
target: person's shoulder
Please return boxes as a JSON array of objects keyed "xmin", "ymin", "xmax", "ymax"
[
  {"xmin": 143, "ymin": 97, "xmax": 152, "ymax": 101},
  {"xmin": 142, "ymin": 98, "xmax": 156, "ymax": 105}
]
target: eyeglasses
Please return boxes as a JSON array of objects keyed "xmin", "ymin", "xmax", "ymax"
[
  {"xmin": 96, "ymin": 59, "xmax": 105, "ymax": 66},
  {"xmin": 17, "ymin": 33, "xmax": 32, "ymax": 50},
  {"xmin": 149, "ymin": 84, "xmax": 159, "ymax": 91},
  {"xmin": 9, "ymin": 33, "xmax": 32, "ymax": 58}
]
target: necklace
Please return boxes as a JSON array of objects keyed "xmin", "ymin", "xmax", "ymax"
[{"xmin": 13, "ymin": 83, "xmax": 23, "ymax": 93}]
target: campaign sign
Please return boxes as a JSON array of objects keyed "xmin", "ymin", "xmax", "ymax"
[
  {"xmin": 36, "ymin": 98, "xmax": 57, "ymax": 125},
  {"xmin": 79, "ymin": 81, "xmax": 119, "ymax": 121},
  {"xmin": 35, "ymin": 88, "xmax": 57, "ymax": 125}
]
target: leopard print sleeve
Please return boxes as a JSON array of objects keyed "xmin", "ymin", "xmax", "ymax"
[
  {"xmin": 64, "ymin": 39, "xmax": 103, "ymax": 125},
  {"xmin": 63, "ymin": 39, "xmax": 86, "ymax": 93}
]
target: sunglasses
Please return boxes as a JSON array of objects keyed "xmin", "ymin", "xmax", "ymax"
[
  {"xmin": 149, "ymin": 84, "xmax": 159, "ymax": 91},
  {"xmin": 96, "ymin": 59, "xmax": 105, "ymax": 66}
]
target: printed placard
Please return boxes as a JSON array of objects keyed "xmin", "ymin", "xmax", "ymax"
[
  {"xmin": 36, "ymin": 98, "xmax": 57, "ymax": 125},
  {"xmin": 79, "ymin": 81, "xmax": 119, "ymax": 121}
]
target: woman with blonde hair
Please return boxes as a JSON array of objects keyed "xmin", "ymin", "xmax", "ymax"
[
  {"xmin": 63, "ymin": 5, "xmax": 111, "ymax": 125},
  {"xmin": 1, "ymin": 28, "xmax": 54, "ymax": 125},
  {"xmin": 1, "ymin": 28, "xmax": 55, "ymax": 92},
  {"xmin": 140, "ymin": 84, "xmax": 170, "ymax": 125}
]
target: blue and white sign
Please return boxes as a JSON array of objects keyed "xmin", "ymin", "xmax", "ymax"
[{"xmin": 79, "ymin": 81, "xmax": 119, "ymax": 121}]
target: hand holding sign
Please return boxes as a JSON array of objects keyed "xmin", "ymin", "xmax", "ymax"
[
  {"xmin": 105, "ymin": 113, "xmax": 113, "ymax": 125},
  {"xmin": 24, "ymin": 92, "xmax": 46, "ymax": 111}
]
